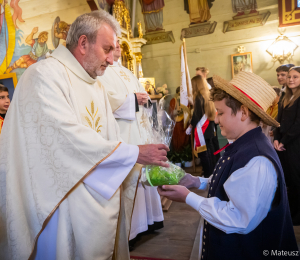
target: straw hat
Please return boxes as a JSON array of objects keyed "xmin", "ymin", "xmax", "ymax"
[{"xmin": 212, "ymin": 72, "xmax": 279, "ymax": 127}]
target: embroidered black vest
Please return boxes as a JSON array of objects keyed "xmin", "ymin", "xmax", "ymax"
[{"xmin": 201, "ymin": 128, "xmax": 298, "ymax": 260}]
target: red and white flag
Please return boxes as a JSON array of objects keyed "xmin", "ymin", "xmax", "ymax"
[
  {"xmin": 180, "ymin": 39, "xmax": 193, "ymax": 128},
  {"xmin": 194, "ymin": 114, "xmax": 210, "ymax": 156}
]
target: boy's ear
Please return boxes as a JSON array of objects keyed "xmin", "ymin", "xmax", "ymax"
[{"xmin": 240, "ymin": 105, "xmax": 250, "ymax": 122}]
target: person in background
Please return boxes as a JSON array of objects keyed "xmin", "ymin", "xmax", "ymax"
[
  {"xmin": 261, "ymin": 87, "xmax": 280, "ymax": 143},
  {"xmin": 207, "ymin": 77, "xmax": 221, "ymax": 159},
  {"xmin": 274, "ymin": 66, "xmax": 300, "ymax": 226},
  {"xmin": 269, "ymin": 64, "xmax": 295, "ymax": 138},
  {"xmin": 169, "ymin": 86, "xmax": 190, "ymax": 152},
  {"xmin": 186, "ymin": 75, "xmax": 217, "ymax": 177},
  {"xmin": 276, "ymin": 63, "xmax": 295, "ymax": 103},
  {"xmin": 0, "ymin": 84, "xmax": 10, "ymax": 135},
  {"xmin": 196, "ymin": 67, "xmax": 211, "ymax": 89},
  {"xmin": 98, "ymin": 38, "xmax": 164, "ymax": 251}
]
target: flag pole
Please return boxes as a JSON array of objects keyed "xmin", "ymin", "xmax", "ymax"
[
  {"xmin": 182, "ymin": 38, "xmax": 191, "ymax": 101},
  {"xmin": 182, "ymin": 38, "xmax": 196, "ymax": 173}
]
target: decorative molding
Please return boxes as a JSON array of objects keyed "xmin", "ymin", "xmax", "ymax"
[
  {"xmin": 144, "ymin": 30, "xmax": 175, "ymax": 45},
  {"xmin": 223, "ymin": 11, "xmax": 271, "ymax": 33},
  {"xmin": 180, "ymin": 21, "xmax": 217, "ymax": 40},
  {"xmin": 278, "ymin": 0, "xmax": 300, "ymax": 27},
  {"xmin": 141, "ymin": 33, "xmax": 300, "ymax": 59}
]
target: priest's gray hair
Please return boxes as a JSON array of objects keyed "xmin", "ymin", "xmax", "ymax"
[{"xmin": 66, "ymin": 10, "xmax": 121, "ymax": 51}]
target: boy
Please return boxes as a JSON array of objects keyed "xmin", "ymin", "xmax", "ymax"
[
  {"xmin": 0, "ymin": 84, "xmax": 10, "ymax": 135},
  {"xmin": 158, "ymin": 72, "xmax": 298, "ymax": 260},
  {"xmin": 269, "ymin": 64, "xmax": 294, "ymax": 137},
  {"xmin": 276, "ymin": 63, "xmax": 294, "ymax": 103}
]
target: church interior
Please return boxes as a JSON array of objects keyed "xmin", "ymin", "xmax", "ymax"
[{"xmin": 1, "ymin": 0, "xmax": 300, "ymax": 260}]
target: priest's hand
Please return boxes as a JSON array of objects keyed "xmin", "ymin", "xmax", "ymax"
[
  {"xmin": 157, "ymin": 185, "xmax": 190, "ymax": 203},
  {"xmin": 136, "ymin": 93, "xmax": 149, "ymax": 105},
  {"xmin": 137, "ymin": 144, "xmax": 169, "ymax": 167},
  {"xmin": 179, "ymin": 173, "xmax": 200, "ymax": 189}
]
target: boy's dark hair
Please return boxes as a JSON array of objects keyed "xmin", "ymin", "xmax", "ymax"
[
  {"xmin": 176, "ymin": 86, "xmax": 180, "ymax": 94},
  {"xmin": 0, "ymin": 84, "xmax": 9, "ymax": 93},
  {"xmin": 276, "ymin": 64, "xmax": 295, "ymax": 73},
  {"xmin": 273, "ymin": 87, "xmax": 281, "ymax": 97},
  {"xmin": 210, "ymin": 87, "xmax": 261, "ymax": 124}
]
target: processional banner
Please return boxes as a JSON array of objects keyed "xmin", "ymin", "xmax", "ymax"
[{"xmin": 180, "ymin": 39, "xmax": 193, "ymax": 128}]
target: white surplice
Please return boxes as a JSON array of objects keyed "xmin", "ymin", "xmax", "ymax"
[
  {"xmin": 0, "ymin": 45, "xmax": 142, "ymax": 260},
  {"xmin": 98, "ymin": 61, "xmax": 164, "ymax": 241},
  {"xmin": 187, "ymin": 156, "xmax": 277, "ymax": 260}
]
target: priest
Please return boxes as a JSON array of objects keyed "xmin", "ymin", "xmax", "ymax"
[
  {"xmin": 98, "ymin": 39, "xmax": 164, "ymax": 248},
  {"xmin": 0, "ymin": 10, "xmax": 169, "ymax": 260}
]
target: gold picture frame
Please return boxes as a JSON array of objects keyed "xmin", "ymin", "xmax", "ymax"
[
  {"xmin": 231, "ymin": 52, "xmax": 253, "ymax": 78},
  {"xmin": 139, "ymin": 77, "xmax": 156, "ymax": 94},
  {"xmin": 0, "ymin": 72, "xmax": 18, "ymax": 100}
]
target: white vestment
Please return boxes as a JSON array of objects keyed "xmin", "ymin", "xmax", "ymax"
[
  {"xmin": 98, "ymin": 62, "xmax": 164, "ymax": 241},
  {"xmin": 0, "ymin": 45, "xmax": 142, "ymax": 260}
]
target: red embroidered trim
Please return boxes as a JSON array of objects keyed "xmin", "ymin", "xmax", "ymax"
[{"xmin": 214, "ymin": 143, "xmax": 230, "ymax": 155}]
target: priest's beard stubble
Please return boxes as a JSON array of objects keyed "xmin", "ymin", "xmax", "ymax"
[{"xmin": 83, "ymin": 46, "xmax": 109, "ymax": 78}]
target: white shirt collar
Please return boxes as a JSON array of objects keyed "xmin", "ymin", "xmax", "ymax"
[{"xmin": 113, "ymin": 61, "xmax": 120, "ymax": 67}]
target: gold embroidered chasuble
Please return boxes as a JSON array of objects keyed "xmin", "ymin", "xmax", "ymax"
[
  {"xmin": 98, "ymin": 64, "xmax": 149, "ymax": 145},
  {"xmin": 0, "ymin": 45, "xmax": 140, "ymax": 260}
]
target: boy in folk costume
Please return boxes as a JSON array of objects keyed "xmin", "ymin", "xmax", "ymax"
[{"xmin": 159, "ymin": 72, "xmax": 298, "ymax": 260}]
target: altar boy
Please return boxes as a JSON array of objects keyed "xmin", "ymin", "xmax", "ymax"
[{"xmin": 158, "ymin": 72, "xmax": 298, "ymax": 260}]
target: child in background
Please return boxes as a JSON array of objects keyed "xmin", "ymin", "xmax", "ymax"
[
  {"xmin": 0, "ymin": 84, "xmax": 10, "ymax": 135},
  {"xmin": 274, "ymin": 66, "xmax": 300, "ymax": 225},
  {"xmin": 276, "ymin": 64, "xmax": 295, "ymax": 103}
]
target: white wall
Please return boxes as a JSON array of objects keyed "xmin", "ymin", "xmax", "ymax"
[{"xmin": 136, "ymin": 0, "xmax": 300, "ymax": 93}]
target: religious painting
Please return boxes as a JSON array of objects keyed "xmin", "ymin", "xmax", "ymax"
[
  {"xmin": 52, "ymin": 17, "xmax": 71, "ymax": 48},
  {"xmin": 140, "ymin": 0, "xmax": 174, "ymax": 44},
  {"xmin": 0, "ymin": 72, "xmax": 17, "ymax": 100},
  {"xmin": 140, "ymin": 0, "xmax": 164, "ymax": 33},
  {"xmin": 181, "ymin": 0, "xmax": 217, "ymax": 39},
  {"xmin": 0, "ymin": 0, "xmax": 25, "ymax": 76},
  {"xmin": 5, "ymin": 27, "xmax": 51, "ymax": 74},
  {"xmin": 279, "ymin": 0, "xmax": 300, "ymax": 27},
  {"xmin": 139, "ymin": 77, "xmax": 156, "ymax": 94},
  {"xmin": 1, "ymin": 1, "xmax": 71, "ymax": 80},
  {"xmin": 231, "ymin": 52, "xmax": 253, "ymax": 78},
  {"xmin": 232, "ymin": 0, "xmax": 258, "ymax": 17},
  {"xmin": 223, "ymin": 1, "xmax": 270, "ymax": 33},
  {"xmin": 184, "ymin": 0, "xmax": 215, "ymax": 24}
]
